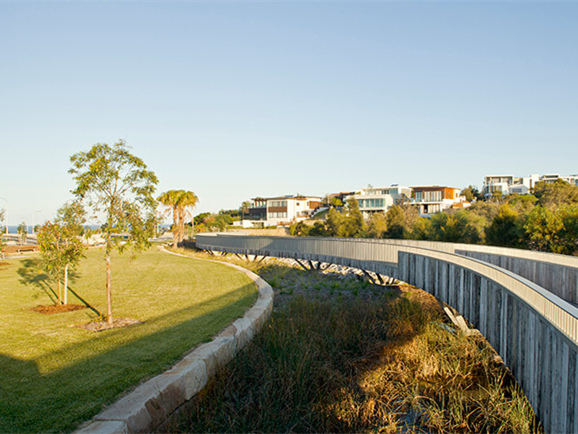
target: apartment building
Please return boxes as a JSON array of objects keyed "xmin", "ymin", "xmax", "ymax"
[
  {"xmin": 346, "ymin": 185, "xmax": 411, "ymax": 217},
  {"xmin": 483, "ymin": 173, "xmax": 578, "ymax": 196},
  {"xmin": 410, "ymin": 186, "xmax": 467, "ymax": 215},
  {"xmin": 241, "ymin": 195, "xmax": 322, "ymax": 227},
  {"xmin": 539, "ymin": 174, "xmax": 578, "ymax": 187},
  {"xmin": 482, "ymin": 174, "xmax": 540, "ymax": 196}
]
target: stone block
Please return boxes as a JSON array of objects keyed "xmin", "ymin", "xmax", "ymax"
[
  {"xmin": 245, "ymin": 306, "xmax": 267, "ymax": 330},
  {"xmin": 96, "ymin": 375, "xmax": 177, "ymax": 433},
  {"xmin": 217, "ymin": 324, "xmax": 237, "ymax": 339},
  {"xmin": 75, "ymin": 420, "xmax": 127, "ymax": 434},
  {"xmin": 167, "ymin": 359, "xmax": 208, "ymax": 401},
  {"xmin": 233, "ymin": 317, "xmax": 255, "ymax": 350}
]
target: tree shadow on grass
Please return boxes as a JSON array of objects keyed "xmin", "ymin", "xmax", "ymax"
[
  {"xmin": 17, "ymin": 258, "xmax": 57, "ymax": 304},
  {"xmin": 17, "ymin": 258, "xmax": 101, "ymax": 316},
  {"xmin": 0, "ymin": 282, "xmax": 257, "ymax": 433}
]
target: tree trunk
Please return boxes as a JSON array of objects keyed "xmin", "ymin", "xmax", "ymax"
[
  {"xmin": 57, "ymin": 279, "xmax": 62, "ymax": 305},
  {"xmin": 106, "ymin": 254, "xmax": 113, "ymax": 324},
  {"xmin": 172, "ymin": 207, "xmax": 179, "ymax": 248},
  {"xmin": 64, "ymin": 264, "xmax": 69, "ymax": 305}
]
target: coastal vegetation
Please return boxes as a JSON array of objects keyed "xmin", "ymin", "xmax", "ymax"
[
  {"xmin": 290, "ymin": 180, "xmax": 578, "ymax": 256},
  {"xmin": 165, "ymin": 249, "xmax": 540, "ymax": 433},
  {"xmin": 0, "ymin": 247, "xmax": 256, "ymax": 433}
]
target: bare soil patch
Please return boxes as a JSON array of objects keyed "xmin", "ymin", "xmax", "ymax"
[
  {"xmin": 31, "ymin": 304, "xmax": 87, "ymax": 314},
  {"xmin": 75, "ymin": 318, "xmax": 144, "ymax": 332}
]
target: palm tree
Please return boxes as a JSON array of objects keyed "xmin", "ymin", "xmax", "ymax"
[
  {"xmin": 176, "ymin": 191, "xmax": 199, "ymax": 243},
  {"xmin": 158, "ymin": 190, "xmax": 199, "ymax": 247},
  {"xmin": 158, "ymin": 190, "xmax": 183, "ymax": 248}
]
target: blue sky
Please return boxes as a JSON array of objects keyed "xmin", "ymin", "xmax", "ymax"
[{"xmin": 1, "ymin": 1, "xmax": 577, "ymax": 225}]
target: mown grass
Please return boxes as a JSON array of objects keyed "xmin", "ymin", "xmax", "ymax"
[
  {"xmin": 0, "ymin": 247, "xmax": 257, "ymax": 433},
  {"xmin": 167, "ymin": 248, "xmax": 541, "ymax": 433}
]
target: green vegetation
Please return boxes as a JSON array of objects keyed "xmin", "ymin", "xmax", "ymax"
[
  {"xmin": 37, "ymin": 202, "xmax": 86, "ymax": 305},
  {"xmin": 290, "ymin": 180, "xmax": 578, "ymax": 256},
  {"xmin": 17, "ymin": 221, "xmax": 27, "ymax": 245},
  {"xmin": 164, "ymin": 251, "xmax": 540, "ymax": 433},
  {"xmin": 70, "ymin": 140, "xmax": 159, "ymax": 324},
  {"xmin": 158, "ymin": 190, "xmax": 199, "ymax": 247},
  {"xmin": 0, "ymin": 248, "xmax": 257, "ymax": 433},
  {"xmin": 193, "ymin": 211, "xmax": 237, "ymax": 233}
]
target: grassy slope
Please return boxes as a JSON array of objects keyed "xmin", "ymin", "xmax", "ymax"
[{"xmin": 0, "ymin": 247, "xmax": 257, "ymax": 433}]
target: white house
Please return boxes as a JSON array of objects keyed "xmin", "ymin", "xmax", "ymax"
[
  {"xmin": 483, "ymin": 173, "xmax": 577, "ymax": 196},
  {"xmin": 346, "ymin": 185, "xmax": 411, "ymax": 217},
  {"xmin": 241, "ymin": 195, "xmax": 322, "ymax": 227}
]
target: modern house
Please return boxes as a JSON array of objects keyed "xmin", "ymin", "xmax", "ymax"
[
  {"xmin": 482, "ymin": 174, "xmax": 540, "ymax": 196},
  {"xmin": 410, "ymin": 186, "xmax": 467, "ymax": 215},
  {"xmin": 483, "ymin": 173, "xmax": 578, "ymax": 196},
  {"xmin": 240, "ymin": 195, "xmax": 323, "ymax": 227},
  {"xmin": 539, "ymin": 174, "xmax": 578, "ymax": 187},
  {"xmin": 346, "ymin": 185, "xmax": 411, "ymax": 217}
]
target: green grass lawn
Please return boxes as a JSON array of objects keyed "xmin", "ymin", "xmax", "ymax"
[{"xmin": 0, "ymin": 247, "xmax": 257, "ymax": 433}]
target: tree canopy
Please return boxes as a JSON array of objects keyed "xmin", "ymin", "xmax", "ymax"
[{"xmin": 69, "ymin": 140, "xmax": 158, "ymax": 324}]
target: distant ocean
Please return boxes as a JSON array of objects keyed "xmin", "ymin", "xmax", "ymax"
[{"xmin": 3, "ymin": 224, "xmax": 170, "ymax": 234}]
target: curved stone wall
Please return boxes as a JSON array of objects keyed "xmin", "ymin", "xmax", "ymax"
[
  {"xmin": 76, "ymin": 251, "xmax": 273, "ymax": 434},
  {"xmin": 196, "ymin": 234, "xmax": 578, "ymax": 433}
]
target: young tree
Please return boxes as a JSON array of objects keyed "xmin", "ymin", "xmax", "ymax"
[
  {"xmin": 367, "ymin": 212, "xmax": 388, "ymax": 238},
  {"xmin": 69, "ymin": 140, "xmax": 158, "ymax": 324},
  {"xmin": 485, "ymin": 204, "xmax": 525, "ymax": 248},
  {"xmin": 17, "ymin": 222, "xmax": 27, "ymax": 245},
  {"xmin": 461, "ymin": 185, "xmax": 482, "ymax": 202},
  {"xmin": 57, "ymin": 201, "xmax": 86, "ymax": 303},
  {"xmin": 326, "ymin": 207, "xmax": 344, "ymax": 237},
  {"xmin": 341, "ymin": 198, "xmax": 366, "ymax": 238},
  {"xmin": 37, "ymin": 203, "xmax": 85, "ymax": 305}
]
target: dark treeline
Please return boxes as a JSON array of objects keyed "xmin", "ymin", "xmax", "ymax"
[{"xmin": 290, "ymin": 180, "xmax": 578, "ymax": 256}]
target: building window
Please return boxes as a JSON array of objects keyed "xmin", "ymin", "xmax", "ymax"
[{"xmin": 268, "ymin": 212, "xmax": 288, "ymax": 219}]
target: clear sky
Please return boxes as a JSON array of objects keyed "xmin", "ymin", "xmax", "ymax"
[{"xmin": 1, "ymin": 1, "xmax": 577, "ymax": 225}]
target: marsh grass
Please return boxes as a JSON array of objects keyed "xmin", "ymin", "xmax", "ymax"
[{"xmin": 168, "ymin": 247, "xmax": 541, "ymax": 433}]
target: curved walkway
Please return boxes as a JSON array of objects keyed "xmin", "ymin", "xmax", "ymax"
[
  {"xmin": 76, "ymin": 249, "xmax": 273, "ymax": 434},
  {"xmin": 196, "ymin": 234, "xmax": 578, "ymax": 434}
]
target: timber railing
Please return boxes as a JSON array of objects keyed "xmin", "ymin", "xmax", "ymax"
[{"xmin": 195, "ymin": 234, "xmax": 578, "ymax": 433}]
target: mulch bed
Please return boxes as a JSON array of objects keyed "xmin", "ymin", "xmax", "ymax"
[
  {"xmin": 75, "ymin": 318, "xmax": 144, "ymax": 332},
  {"xmin": 2, "ymin": 245, "xmax": 39, "ymax": 254},
  {"xmin": 31, "ymin": 304, "xmax": 87, "ymax": 314}
]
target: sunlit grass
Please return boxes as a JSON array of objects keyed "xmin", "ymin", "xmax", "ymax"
[{"xmin": 0, "ymin": 247, "xmax": 257, "ymax": 433}]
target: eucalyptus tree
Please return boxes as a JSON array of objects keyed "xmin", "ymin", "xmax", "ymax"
[
  {"xmin": 17, "ymin": 222, "xmax": 27, "ymax": 245},
  {"xmin": 69, "ymin": 140, "xmax": 158, "ymax": 324},
  {"xmin": 37, "ymin": 202, "xmax": 85, "ymax": 305}
]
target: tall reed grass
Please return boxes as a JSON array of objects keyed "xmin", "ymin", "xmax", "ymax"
[{"xmin": 167, "ymin": 249, "xmax": 541, "ymax": 433}]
